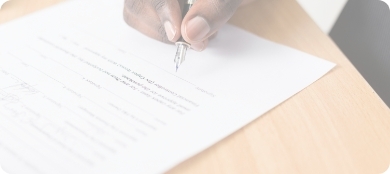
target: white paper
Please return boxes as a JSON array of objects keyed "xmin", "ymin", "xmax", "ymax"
[
  {"xmin": 0, "ymin": 165, "xmax": 7, "ymax": 174},
  {"xmin": 0, "ymin": 0, "xmax": 335, "ymax": 173}
]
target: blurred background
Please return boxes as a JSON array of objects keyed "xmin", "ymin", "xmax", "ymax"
[
  {"xmin": 297, "ymin": 0, "xmax": 348, "ymax": 33},
  {"xmin": 299, "ymin": 0, "xmax": 390, "ymax": 107}
]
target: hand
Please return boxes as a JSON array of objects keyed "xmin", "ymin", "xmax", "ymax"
[{"xmin": 123, "ymin": 0, "xmax": 254, "ymax": 51}]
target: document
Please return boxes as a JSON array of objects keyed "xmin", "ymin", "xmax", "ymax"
[{"xmin": 0, "ymin": 0, "xmax": 335, "ymax": 173}]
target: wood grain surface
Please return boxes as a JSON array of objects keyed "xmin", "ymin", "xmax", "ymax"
[{"xmin": 1, "ymin": 0, "xmax": 390, "ymax": 173}]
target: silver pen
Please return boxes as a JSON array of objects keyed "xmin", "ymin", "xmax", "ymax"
[{"xmin": 174, "ymin": 0, "xmax": 196, "ymax": 72}]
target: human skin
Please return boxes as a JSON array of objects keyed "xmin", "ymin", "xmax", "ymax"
[{"xmin": 123, "ymin": 0, "xmax": 254, "ymax": 51}]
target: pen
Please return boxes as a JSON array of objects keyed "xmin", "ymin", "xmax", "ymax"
[{"xmin": 174, "ymin": 0, "xmax": 196, "ymax": 72}]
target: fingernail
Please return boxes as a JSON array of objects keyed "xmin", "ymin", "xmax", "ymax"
[
  {"xmin": 164, "ymin": 21, "xmax": 176, "ymax": 41},
  {"xmin": 185, "ymin": 16, "xmax": 210, "ymax": 42},
  {"xmin": 191, "ymin": 41, "xmax": 206, "ymax": 52}
]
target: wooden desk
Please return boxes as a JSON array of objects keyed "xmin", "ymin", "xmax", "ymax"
[{"xmin": 1, "ymin": 0, "xmax": 390, "ymax": 173}]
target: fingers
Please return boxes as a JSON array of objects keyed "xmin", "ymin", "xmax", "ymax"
[
  {"xmin": 191, "ymin": 39, "xmax": 208, "ymax": 51},
  {"xmin": 181, "ymin": 0, "xmax": 243, "ymax": 44},
  {"xmin": 123, "ymin": 0, "xmax": 241, "ymax": 52},
  {"xmin": 124, "ymin": 4, "xmax": 168, "ymax": 43},
  {"xmin": 191, "ymin": 32, "xmax": 217, "ymax": 51},
  {"xmin": 151, "ymin": 0, "xmax": 182, "ymax": 41},
  {"xmin": 240, "ymin": 0, "xmax": 255, "ymax": 7},
  {"xmin": 123, "ymin": 0, "xmax": 182, "ymax": 43}
]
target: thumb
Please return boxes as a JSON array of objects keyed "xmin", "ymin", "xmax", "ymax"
[{"xmin": 181, "ymin": 0, "xmax": 242, "ymax": 44}]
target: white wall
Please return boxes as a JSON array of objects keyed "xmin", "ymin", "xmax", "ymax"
[{"xmin": 296, "ymin": 0, "xmax": 348, "ymax": 33}]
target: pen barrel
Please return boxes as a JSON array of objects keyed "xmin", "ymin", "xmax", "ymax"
[{"xmin": 181, "ymin": 0, "xmax": 195, "ymax": 17}]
